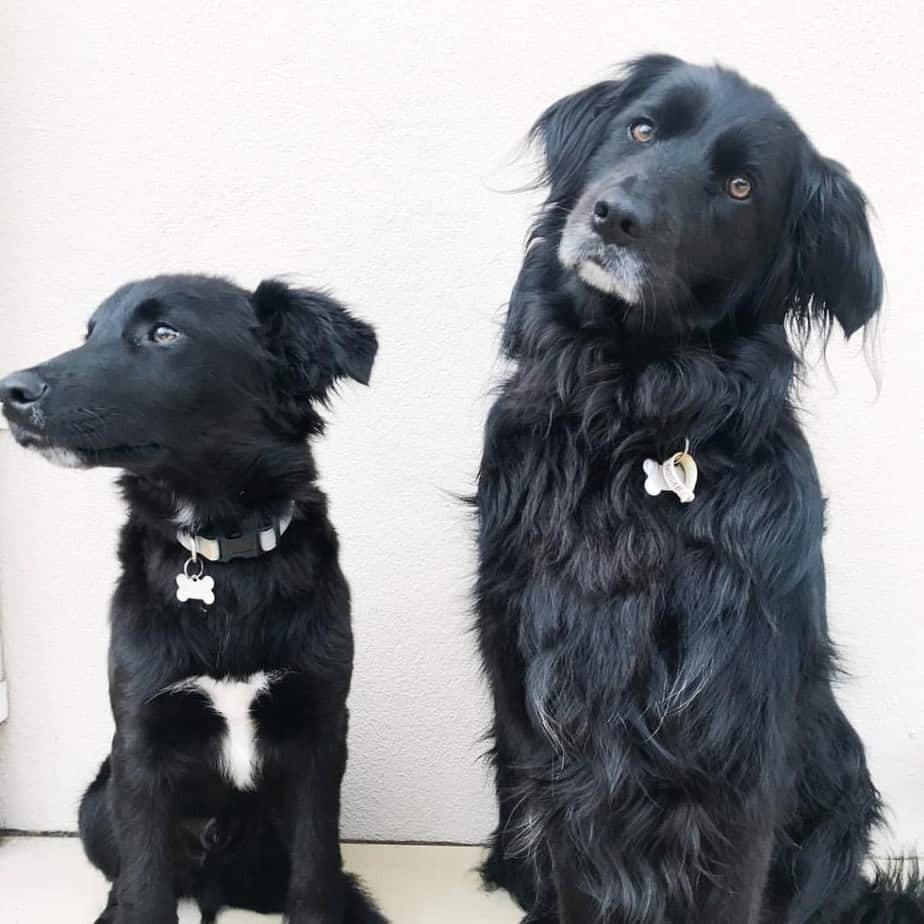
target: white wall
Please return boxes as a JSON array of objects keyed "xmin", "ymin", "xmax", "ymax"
[{"xmin": 0, "ymin": 0, "xmax": 921, "ymax": 847}]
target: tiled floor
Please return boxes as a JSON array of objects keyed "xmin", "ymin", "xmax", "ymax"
[{"xmin": 0, "ymin": 836, "xmax": 523, "ymax": 922}]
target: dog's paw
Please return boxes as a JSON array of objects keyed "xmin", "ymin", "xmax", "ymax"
[
  {"xmin": 103, "ymin": 897, "xmax": 178, "ymax": 924},
  {"xmin": 110, "ymin": 913, "xmax": 178, "ymax": 924}
]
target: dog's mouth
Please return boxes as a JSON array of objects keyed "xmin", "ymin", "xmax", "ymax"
[
  {"xmin": 8, "ymin": 420, "xmax": 159, "ymax": 469},
  {"xmin": 574, "ymin": 250, "xmax": 646, "ymax": 305},
  {"xmin": 558, "ymin": 232, "xmax": 646, "ymax": 305}
]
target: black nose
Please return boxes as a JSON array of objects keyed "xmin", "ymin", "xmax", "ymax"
[
  {"xmin": 0, "ymin": 370, "xmax": 49, "ymax": 411},
  {"xmin": 592, "ymin": 195, "xmax": 646, "ymax": 244}
]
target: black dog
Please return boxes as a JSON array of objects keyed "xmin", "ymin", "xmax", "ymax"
[
  {"xmin": 0, "ymin": 275, "xmax": 387, "ymax": 924},
  {"xmin": 475, "ymin": 56, "xmax": 923, "ymax": 922}
]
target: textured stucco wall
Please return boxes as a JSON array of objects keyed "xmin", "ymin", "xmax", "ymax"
[{"xmin": 0, "ymin": 1, "xmax": 921, "ymax": 845}]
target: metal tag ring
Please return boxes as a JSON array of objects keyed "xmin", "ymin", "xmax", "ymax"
[{"xmin": 184, "ymin": 556, "xmax": 206, "ymax": 580}]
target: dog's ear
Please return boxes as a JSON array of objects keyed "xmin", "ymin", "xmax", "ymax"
[
  {"xmin": 253, "ymin": 280, "xmax": 377, "ymax": 400},
  {"xmin": 787, "ymin": 155, "xmax": 883, "ymax": 339},
  {"xmin": 532, "ymin": 55, "xmax": 683, "ymax": 197},
  {"xmin": 531, "ymin": 79, "xmax": 625, "ymax": 196}
]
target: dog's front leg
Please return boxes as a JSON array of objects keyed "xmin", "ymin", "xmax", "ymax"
[
  {"xmin": 478, "ymin": 597, "xmax": 555, "ymax": 916},
  {"xmin": 110, "ymin": 751, "xmax": 178, "ymax": 924},
  {"xmin": 701, "ymin": 826, "xmax": 774, "ymax": 924},
  {"xmin": 550, "ymin": 841, "xmax": 598, "ymax": 924},
  {"xmin": 280, "ymin": 734, "xmax": 349, "ymax": 924}
]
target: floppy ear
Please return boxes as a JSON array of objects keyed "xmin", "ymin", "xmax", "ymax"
[
  {"xmin": 788, "ymin": 155, "xmax": 883, "ymax": 338},
  {"xmin": 531, "ymin": 79, "xmax": 625, "ymax": 196},
  {"xmin": 532, "ymin": 54, "xmax": 682, "ymax": 197},
  {"xmin": 253, "ymin": 279, "xmax": 377, "ymax": 401}
]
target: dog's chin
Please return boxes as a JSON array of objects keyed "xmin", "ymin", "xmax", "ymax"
[
  {"xmin": 37, "ymin": 446, "xmax": 89, "ymax": 468},
  {"xmin": 6, "ymin": 421, "xmax": 160, "ymax": 470},
  {"xmin": 558, "ymin": 237, "xmax": 645, "ymax": 305},
  {"xmin": 575, "ymin": 259, "xmax": 643, "ymax": 303},
  {"xmin": 6, "ymin": 424, "xmax": 89, "ymax": 469}
]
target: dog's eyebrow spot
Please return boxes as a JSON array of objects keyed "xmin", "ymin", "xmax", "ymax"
[
  {"xmin": 710, "ymin": 126, "xmax": 759, "ymax": 176},
  {"xmin": 133, "ymin": 297, "xmax": 163, "ymax": 322},
  {"xmin": 652, "ymin": 83, "xmax": 708, "ymax": 136}
]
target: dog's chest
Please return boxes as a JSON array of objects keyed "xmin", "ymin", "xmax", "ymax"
[
  {"xmin": 485, "ymin": 418, "xmax": 685, "ymax": 582},
  {"xmin": 160, "ymin": 673, "xmax": 276, "ymax": 790}
]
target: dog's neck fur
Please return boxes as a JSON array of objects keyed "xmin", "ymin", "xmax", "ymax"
[
  {"xmin": 118, "ymin": 458, "xmax": 322, "ymax": 549},
  {"xmin": 505, "ymin": 261, "xmax": 799, "ymax": 457}
]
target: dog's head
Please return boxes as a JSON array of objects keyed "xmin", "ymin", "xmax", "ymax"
[
  {"xmin": 514, "ymin": 55, "xmax": 882, "ymax": 348},
  {"xmin": 0, "ymin": 275, "xmax": 376, "ymax": 492}
]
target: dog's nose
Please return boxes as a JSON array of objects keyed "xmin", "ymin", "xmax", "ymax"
[
  {"xmin": 592, "ymin": 195, "xmax": 647, "ymax": 244},
  {"xmin": 0, "ymin": 370, "xmax": 49, "ymax": 411}
]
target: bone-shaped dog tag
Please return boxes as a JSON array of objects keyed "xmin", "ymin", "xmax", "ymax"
[
  {"xmin": 176, "ymin": 550, "xmax": 215, "ymax": 606},
  {"xmin": 643, "ymin": 441, "xmax": 698, "ymax": 504},
  {"xmin": 176, "ymin": 572, "xmax": 215, "ymax": 605}
]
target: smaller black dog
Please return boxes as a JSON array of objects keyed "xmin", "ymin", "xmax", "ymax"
[{"xmin": 0, "ymin": 275, "xmax": 386, "ymax": 924}]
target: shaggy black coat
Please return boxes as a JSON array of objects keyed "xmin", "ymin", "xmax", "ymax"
[
  {"xmin": 0, "ymin": 276, "xmax": 386, "ymax": 924},
  {"xmin": 475, "ymin": 56, "xmax": 922, "ymax": 923}
]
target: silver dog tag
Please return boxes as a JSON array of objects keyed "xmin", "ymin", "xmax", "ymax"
[
  {"xmin": 176, "ymin": 571, "xmax": 215, "ymax": 606},
  {"xmin": 176, "ymin": 551, "xmax": 215, "ymax": 606},
  {"xmin": 643, "ymin": 440, "xmax": 698, "ymax": 504}
]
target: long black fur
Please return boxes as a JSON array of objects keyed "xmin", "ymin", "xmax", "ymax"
[
  {"xmin": 0, "ymin": 275, "xmax": 387, "ymax": 924},
  {"xmin": 475, "ymin": 56, "xmax": 922, "ymax": 923}
]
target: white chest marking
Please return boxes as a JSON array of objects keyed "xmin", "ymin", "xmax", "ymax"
[{"xmin": 164, "ymin": 672, "xmax": 273, "ymax": 790}]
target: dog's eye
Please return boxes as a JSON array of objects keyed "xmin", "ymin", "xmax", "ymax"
[
  {"xmin": 726, "ymin": 176, "xmax": 753, "ymax": 200},
  {"xmin": 150, "ymin": 324, "xmax": 181, "ymax": 345},
  {"xmin": 629, "ymin": 119, "xmax": 656, "ymax": 143}
]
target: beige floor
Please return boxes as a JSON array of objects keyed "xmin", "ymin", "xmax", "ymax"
[{"xmin": 0, "ymin": 836, "xmax": 522, "ymax": 923}]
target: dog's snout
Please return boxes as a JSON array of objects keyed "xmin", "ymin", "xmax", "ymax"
[
  {"xmin": 0, "ymin": 370, "xmax": 49, "ymax": 411},
  {"xmin": 592, "ymin": 194, "xmax": 647, "ymax": 244}
]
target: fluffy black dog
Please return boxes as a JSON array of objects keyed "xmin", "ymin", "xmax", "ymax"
[
  {"xmin": 475, "ymin": 56, "xmax": 922, "ymax": 922},
  {"xmin": 0, "ymin": 275, "xmax": 387, "ymax": 924}
]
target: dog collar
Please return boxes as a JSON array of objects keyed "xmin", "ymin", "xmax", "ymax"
[{"xmin": 176, "ymin": 503, "xmax": 296, "ymax": 564}]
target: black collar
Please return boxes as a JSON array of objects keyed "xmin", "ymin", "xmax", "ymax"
[{"xmin": 176, "ymin": 503, "xmax": 295, "ymax": 563}]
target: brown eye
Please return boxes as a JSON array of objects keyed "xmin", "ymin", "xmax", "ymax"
[
  {"xmin": 150, "ymin": 323, "xmax": 180, "ymax": 345},
  {"xmin": 726, "ymin": 176, "xmax": 752, "ymax": 200},
  {"xmin": 629, "ymin": 119, "xmax": 656, "ymax": 143}
]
